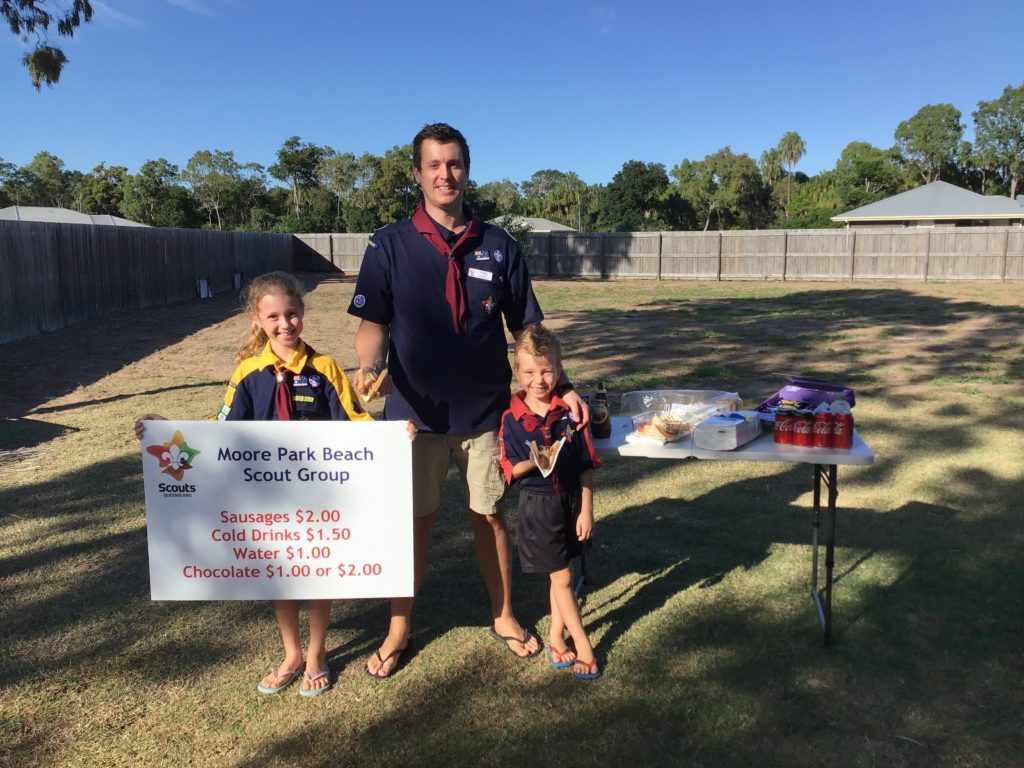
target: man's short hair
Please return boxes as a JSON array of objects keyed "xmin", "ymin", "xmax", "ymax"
[{"xmin": 413, "ymin": 123, "xmax": 471, "ymax": 172}]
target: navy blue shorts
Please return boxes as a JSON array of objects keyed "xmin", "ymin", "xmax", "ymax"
[{"xmin": 517, "ymin": 486, "xmax": 583, "ymax": 574}]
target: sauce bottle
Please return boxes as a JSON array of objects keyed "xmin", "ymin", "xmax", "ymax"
[{"xmin": 591, "ymin": 381, "xmax": 612, "ymax": 439}]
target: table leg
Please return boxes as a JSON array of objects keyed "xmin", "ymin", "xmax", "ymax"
[
  {"xmin": 823, "ymin": 464, "xmax": 838, "ymax": 646},
  {"xmin": 811, "ymin": 464, "xmax": 839, "ymax": 646}
]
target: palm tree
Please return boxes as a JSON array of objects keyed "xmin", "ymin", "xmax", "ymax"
[{"xmin": 778, "ymin": 131, "xmax": 806, "ymax": 218}]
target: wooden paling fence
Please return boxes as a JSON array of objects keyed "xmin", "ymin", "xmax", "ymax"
[
  {"xmin": 5, "ymin": 223, "xmax": 1022, "ymax": 345},
  {"xmin": 0, "ymin": 221, "xmax": 293, "ymax": 344},
  {"xmin": 295, "ymin": 226, "xmax": 1024, "ymax": 281}
]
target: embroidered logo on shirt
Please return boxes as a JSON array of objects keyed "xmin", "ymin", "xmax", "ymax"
[
  {"xmin": 308, "ymin": 374, "xmax": 322, "ymax": 388},
  {"xmin": 293, "ymin": 375, "xmax": 308, "ymax": 387},
  {"xmin": 353, "ymin": 294, "xmax": 366, "ymax": 308},
  {"xmin": 474, "ymin": 249, "xmax": 489, "ymax": 260},
  {"xmin": 293, "ymin": 395, "xmax": 315, "ymax": 403},
  {"xmin": 482, "ymin": 296, "xmax": 496, "ymax": 315},
  {"xmin": 493, "ymin": 249, "xmax": 504, "ymax": 263}
]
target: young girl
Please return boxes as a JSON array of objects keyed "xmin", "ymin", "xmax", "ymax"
[
  {"xmin": 136, "ymin": 271, "xmax": 372, "ymax": 697},
  {"xmin": 498, "ymin": 324, "xmax": 603, "ymax": 680}
]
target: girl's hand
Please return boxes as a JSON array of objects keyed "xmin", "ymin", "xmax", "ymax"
[
  {"xmin": 577, "ymin": 508, "xmax": 594, "ymax": 541},
  {"xmin": 405, "ymin": 420, "xmax": 418, "ymax": 440},
  {"xmin": 134, "ymin": 414, "xmax": 167, "ymax": 440}
]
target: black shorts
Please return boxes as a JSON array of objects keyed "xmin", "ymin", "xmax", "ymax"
[{"xmin": 517, "ymin": 486, "xmax": 583, "ymax": 574}]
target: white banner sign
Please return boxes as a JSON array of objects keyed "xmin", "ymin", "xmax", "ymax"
[{"xmin": 140, "ymin": 420, "xmax": 413, "ymax": 600}]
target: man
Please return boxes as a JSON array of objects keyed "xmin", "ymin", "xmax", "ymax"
[{"xmin": 348, "ymin": 123, "xmax": 587, "ymax": 678}]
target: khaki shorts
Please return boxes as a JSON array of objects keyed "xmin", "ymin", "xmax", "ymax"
[{"xmin": 412, "ymin": 430, "xmax": 506, "ymax": 517}]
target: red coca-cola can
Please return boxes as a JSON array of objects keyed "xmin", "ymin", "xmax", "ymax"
[
  {"xmin": 791, "ymin": 410, "xmax": 813, "ymax": 447},
  {"xmin": 812, "ymin": 411, "xmax": 834, "ymax": 448},
  {"xmin": 774, "ymin": 409, "xmax": 794, "ymax": 445},
  {"xmin": 832, "ymin": 412, "xmax": 854, "ymax": 449}
]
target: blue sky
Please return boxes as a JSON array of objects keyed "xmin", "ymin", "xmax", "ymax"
[{"xmin": 3, "ymin": 0, "xmax": 1023, "ymax": 187}]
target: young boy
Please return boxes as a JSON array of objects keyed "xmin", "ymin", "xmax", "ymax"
[{"xmin": 498, "ymin": 324, "xmax": 603, "ymax": 680}]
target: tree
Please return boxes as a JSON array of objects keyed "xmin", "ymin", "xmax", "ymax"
[
  {"xmin": 597, "ymin": 160, "xmax": 673, "ymax": 231},
  {"xmin": 0, "ymin": 156, "xmax": 16, "ymax": 206},
  {"xmin": 671, "ymin": 148, "xmax": 770, "ymax": 231},
  {"xmin": 521, "ymin": 169, "xmax": 566, "ymax": 205},
  {"xmin": 777, "ymin": 131, "xmax": 806, "ymax": 217},
  {"xmin": 77, "ymin": 162, "xmax": 127, "ymax": 215},
  {"xmin": 551, "ymin": 172, "xmax": 588, "ymax": 231},
  {"xmin": 759, "ymin": 147, "xmax": 784, "ymax": 187},
  {"xmin": 182, "ymin": 150, "xmax": 239, "ymax": 230},
  {"xmin": 268, "ymin": 136, "xmax": 324, "ymax": 219},
  {"xmin": 894, "ymin": 103, "xmax": 964, "ymax": 183},
  {"xmin": 973, "ymin": 83, "xmax": 1024, "ymax": 199},
  {"xmin": 3, "ymin": 0, "xmax": 93, "ymax": 88},
  {"xmin": 21, "ymin": 150, "xmax": 71, "ymax": 207},
  {"xmin": 120, "ymin": 159, "xmax": 199, "ymax": 228},
  {"xmin": 833, "ymin": 142, "xmax": 901, "ymax": 210},
  {"xmin": 350, "ymin": 144, "xmax": 416, "ymax": 229},
  {"xmin": 181, "ymin": 149, "xmax": 265, "ymax": 230},
  {"xmin": 318, "ymin": 148, "xmax": 359, "ymax": 225},
  {"xmin": 473, "ymin": 178, "xmax": 522, "ymax": 221}
]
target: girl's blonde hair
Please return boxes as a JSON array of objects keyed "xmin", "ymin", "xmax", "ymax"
[
  {"xmin": 236, "ymin": 271, "xmax": 305, "ymax": 362},
  {"xmin": 514, "ymin": 323, "xmax": 562, "ymax": 372}
]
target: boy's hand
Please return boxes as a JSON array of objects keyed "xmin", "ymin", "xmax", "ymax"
[
  {"xmin": 134, "ymin": 414, "xmax": 167, "ymax": 440},
  {"xmin": 577, "ymin": 507, "xmax": 594, "ymax": 541},
  {"xmin": 512, "ymin": 459, "xmax": 536, "ymax": 480},
  {"xmin": 405, "ymin": 420, "xmax": 418, "ymax": 440}
]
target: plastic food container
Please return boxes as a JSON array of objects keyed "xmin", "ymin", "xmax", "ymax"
[{"xmin": 630, "ymin": 411, "xmax": 691, "ymax": 443}]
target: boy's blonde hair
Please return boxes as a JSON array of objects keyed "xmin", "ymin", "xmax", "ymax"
[
  {"xmin": 514, "ymin": 323, "xmax": 562, "ymax": 372},
  {"xmin": 236, "ymin": 271, "xmax": 305, "ymax": 362}
]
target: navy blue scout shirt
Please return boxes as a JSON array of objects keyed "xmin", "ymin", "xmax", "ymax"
[
  {"xmin": 347, "ymin": 211, "xmax": 543, "ymax": 434},
  {"xmin": 498, "ymin": 392, "xmax": 601, "ymax": 491},
  {"xmin": 217, "ymin": 341, "xmax": 370, "ymax": 422}
]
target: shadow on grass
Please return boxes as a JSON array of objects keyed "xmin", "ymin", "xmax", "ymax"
[
  {"xmin": 3, "ymin": 451, "xmax": 1024, "ymax": 765},
  {"xmin": 221, "ymin": 464, "xmax": 1024, "ymax": 767},
  {"xmin": 546, "ymin": 286, "xmax": 1024, "ymax": 403}
]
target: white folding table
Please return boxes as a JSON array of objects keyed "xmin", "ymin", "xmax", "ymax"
[{"xmin": 592, "ymin": 416, "xmax": 875, "ymax": 646}]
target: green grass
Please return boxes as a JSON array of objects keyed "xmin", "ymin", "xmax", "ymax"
[{"xmin": 2, "ymin": 277, "xmax": 1023, "ymax": 767}]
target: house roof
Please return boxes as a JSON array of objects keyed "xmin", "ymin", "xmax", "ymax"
[
  {"xmin": 0, "ymin": 206, "xmax": 149, "ymax": 227},
  {"xmin": 832, "ymin": 181, "xmax": 1024, "ymax": 222},
  {"xmin": 488, "ymin": 215, "xmax": 576, "ymax": 232}
]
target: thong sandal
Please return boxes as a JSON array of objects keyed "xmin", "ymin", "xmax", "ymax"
[
  {"xmin": 573, "ymin": 657, "xmax": 602, "ymax": 681},
  {"xmin": 257, "ymin": 662, "xmax": 303, "ymax": 694},
  {"xmin": 298, "ymin": 668, "xmax": 333, "ymax": 697},
  {"xmin": 488, "ymin": 625, "xmax": 541, "ymax": 659},
  {"xmin": 547, "ymin": 645, "xmax": 576, "ymax": 669},
  {"xmin": 364, "ymin": 642, "xmax": 408, "ymax": 681}
]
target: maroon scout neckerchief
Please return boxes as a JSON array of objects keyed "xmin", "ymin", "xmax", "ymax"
[
  {"xmin": 411, "ymin": 201, "xmax": 482, "ymax": 334},
  {"xmin": 272, "ymin": 342, "xmax": 315, "ymax": 421},
  {"xmin": 274, "ymin": 368, "xmax": 292, "ymax": 420}
]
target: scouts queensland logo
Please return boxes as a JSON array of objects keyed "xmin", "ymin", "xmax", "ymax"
[{"xmin": 146, "ymin": 430, "xmax": 201, "ymax": 481}]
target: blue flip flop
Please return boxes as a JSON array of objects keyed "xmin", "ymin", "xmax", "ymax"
[
  {"xmin": 573, "ymin": 658, "xmax": 602, "ymax": 681},
  {"xmin": 257, "ymin": 663, "xmax": 303, "ymax": 694},
  {"xmin": 547, "ymin": 645, "xmax": 575, "ymax": 669},
  {"xmin": 298, "ymin": 668, "xmax": 333, "ymax": 697}
]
